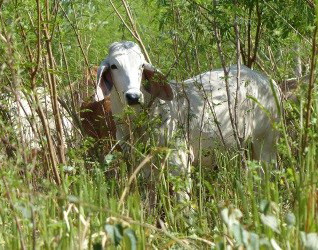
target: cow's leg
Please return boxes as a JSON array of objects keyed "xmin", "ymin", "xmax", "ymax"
[{"xmin": 168, "ymin": 140, "xmax": 193, "ymax": 203}]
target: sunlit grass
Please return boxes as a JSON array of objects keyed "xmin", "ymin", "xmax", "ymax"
[
  {"xmin": 0, "ymin": 0, "xmax": 317, "ymax": 249},
  {"xmin": 1, "ymin": 126, "xmax": 317, "ymax": 249}
]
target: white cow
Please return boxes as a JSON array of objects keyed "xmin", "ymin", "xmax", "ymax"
[
  {"xmin": 0, "ymin": 87, "xmax": 73, "ymax": 153},
  {"xmin": 95, "ymin": 41, "xmax": 281, "ymax": 186}
]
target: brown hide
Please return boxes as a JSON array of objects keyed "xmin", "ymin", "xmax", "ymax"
[
  {"xmin": 80, "ymin": 97, "xmax": 116, "ymax": 148},
  {"xmin": 80, "ymin": 66, "xmax": 118, "ymax": 156},
  {"xmin": 80, "ymin": 66, "xmax": 116, "ymax": 141}
]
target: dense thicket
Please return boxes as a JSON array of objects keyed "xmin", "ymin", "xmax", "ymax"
[{"xmin": 0, "ymin": 0, "xmax": 317, "ymax": 249}]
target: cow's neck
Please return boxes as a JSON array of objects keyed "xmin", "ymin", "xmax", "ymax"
[{"xmin": 109, "ymin": 89, "xmax": 137, "ymax": 144}]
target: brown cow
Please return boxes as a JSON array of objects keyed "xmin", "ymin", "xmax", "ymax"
[
  {"xmin": 79, "ymin": 67, "xmax": 117, "ymax": 155},
  {"xmin": 80, "ymin": 97, "xmax": 116, "ymax": 143}
]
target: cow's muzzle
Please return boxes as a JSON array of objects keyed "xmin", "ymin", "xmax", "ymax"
[{"xmin": 125, "ymin": 92, "xmax": 141, "ymax": 105}]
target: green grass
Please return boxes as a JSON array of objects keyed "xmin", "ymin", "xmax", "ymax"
[
  {"xmin": 1, "ymin": 0, "xmax": 318, "ymax": 249},
  {"xmin": 0, "ymin": 131, "xmax": 317, "ymax": 249}
]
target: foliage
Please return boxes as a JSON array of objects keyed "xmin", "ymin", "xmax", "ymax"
[{"xmin": 0, "ymin": 0, "xmax": 318, "ymax": 249}]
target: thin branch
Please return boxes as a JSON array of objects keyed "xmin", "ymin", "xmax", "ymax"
[
  {"xmin": 109, "ymin": 0, "xmax": 151, "ymax": 63},
  {"xmin": 59, "ymin": 3, "xmax": 94, "ymax": 85},
  {"xmin": 247, "ymin": 4, "xmax": 252, "ymax": 67},
  {"xmin": 109, "ymin": 0, "xmax": 138, "ymax": 41},
  {"xmin": 249, "ymin": 0, "xmax": 262, "ymax": 67},
  {"xmin": 120, "ymin": 0, "xmax": 151, "ymax": 63},
  {"xmin": 118, "ymin": 155, "xmax": 153, "ymax": 208},
  {"xmin": 302, "ymin": 26, "xmax": 317, "ymax": 155},
  {"xmin": 212, "ymin": 19, "xmax": 243, "ymax": 157},
  {"xmin": 263, "ymin": 2, "xmax": 312, "ymax": 45},
  {"xmin": 32, "ymin": 0, "xmax": 61, "ymax": 185},
  {"xmin": 42, "ymin": 3, "xmax": 66, "ymax": 165},
  {"xmin": 234, "ymin": 1, "xmax": 247, "ymax": 164}
]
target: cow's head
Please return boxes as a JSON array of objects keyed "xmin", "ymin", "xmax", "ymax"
[{"xmin": 95, "ymin": 41, "xmax": 173, "ymax": 107}]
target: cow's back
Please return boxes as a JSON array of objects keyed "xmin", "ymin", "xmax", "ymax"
[{"xmin": 168, "ymin": 65, "xmax": 280, "ymax": 163}]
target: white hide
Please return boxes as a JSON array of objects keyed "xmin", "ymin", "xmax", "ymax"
[
  {"xmin": 1, "ymin": 88, "xmax": 72, "ymax": 149},
  {"xmin": 160, "ymin": 66, "xmax": 280, "ymax": 164},
  {"xmin": 96, "ymin": 41, "xmax": 281, "ymax": 168},
  {"xmin": 95, "ymin": 42, "xmax": 145, "ymax": 114}
]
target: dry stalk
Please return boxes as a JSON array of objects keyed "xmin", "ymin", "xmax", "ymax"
[
  {"xmin": 234, "ymin": 5, "xmax": 247, "ymax": 164},
  {"xmin": 109, "ymin": 0, "xmax": 151, "ymax": 63},
  {"xmin": 29, "ymin": 0, "xmax": 61, "ymax": 185},
  {"xmin": 118, "ymin": 154, "xmax": 153, "ymax": 208},
  {"xmin": 302, "ymin": 26, "xmax": 317, "ymax": 155},
  {"xmin": 42, "ymin": 0, "xmax": 66, "ymax": 165},
  {"xmin": 212, "ymin": 18, "xmax": 244, "ymax": 161},
  {"xmin": 59, "ymin": 3, "xmax": 95, "ymax": 86},
  {"xmin": 0, "ymin": 17, "xmax": 28, "ymax": 162},
  {"xmin": 18, "ymin": 12, "xmax": 59, "ymax": 179}
]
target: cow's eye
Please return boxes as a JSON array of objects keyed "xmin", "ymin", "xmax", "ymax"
[{"xmin": 111, "ymin": 64, "xmax": 117, "ymax": 70}]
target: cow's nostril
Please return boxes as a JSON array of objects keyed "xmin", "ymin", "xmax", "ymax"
[{"xmin": 125, "ymin": 93, "xmax": 140, "ymax": 105}]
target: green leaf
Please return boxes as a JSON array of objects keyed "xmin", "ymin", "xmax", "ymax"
[
  {"xmin": 105, "ymin": 224, "xmax": 123, "ymax": 246},
  {"xmin": 259, "ymin": 200, "xmax": 270, "ymax": 214},
  {"xmin": 270, "ymin": 238, "xmax": 282, "ymax": 250},
  {"xmin": 104, "ymin": 154, "xmax": 115, "ymax": 166},
  {"xmin": 248, "ymin": 233, "xmax": 260, "ymax": 250},
  {"xmin": 124, "ymin": 228, "xmax": 138, "ymax": 250},
  {"xmin": 260, "ymin": 214, "xmax": 280, "ymax": 233},
  {"xmin": 300, "ymin": 232, "xmax": 318, "ymax": 250},
  {"xmin": 285, "ymin": 212, "xmax": 296, "ymax": 226}
]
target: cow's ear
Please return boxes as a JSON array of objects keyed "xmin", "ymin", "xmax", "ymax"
[
  {"xmin": 143, "ymin": 63, "xmax": 173, "ymax": 101},
  {"xmin": 95, "ymin": 62, "xmax": 113, "ymax": 101}
]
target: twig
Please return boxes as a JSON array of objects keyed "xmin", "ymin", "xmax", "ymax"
[
  {"xmin": 59, "ymin": 3, "xmax": 94, "ymax": 86},
  {"xmin": 263, "ymin": 2, "xmax": 312, "ymax": 45},
  {"xmin": 20, "ymin": 10, "xmax": 59, "ymax": 181},
  {"xmin": 109, "ymin": 0, "xmax": 138, "ymax": 41},
  {"xmin": 118, "ymin": 154, "xmax": 153, "ymax": 208},
  {"xmin": 248, "ymin": 1, "xmax": 262, "ymax": 68},
  {"xmin": 234, "ymin": 15, "xmax": 241, "ymax": 136},
  {"xmin": 58, "ymin": 28, "xmax": 78, "ymax": 117},
  {"xmin": 32, "ymin": 0, "xmax": 61, "ymax": 185},
  {"xmin": 109, "ymin": 0, "xmax": 151, "ymax": 63},
  {"xmin": 42, "ymin": 0, "xmax": 66, "ymax": 164},
  {"xmin": 212, "ymin": 13, "xmax": 243, "ymax": 161},
  {"xmin": 120, "ymin": 0, "xmax": 151, "ymax": 63},
  {"xmin": 302, "ymin": 26, "xmax": 317, "ymax": 155},
  {"xmin": 233, "ymin": 9, "xmax": 247, "ymax": 165}
]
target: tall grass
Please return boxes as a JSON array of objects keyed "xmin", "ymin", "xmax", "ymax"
[{"xmin": 0, "ymin": 0, "xmax": 317, "ymax": 249}]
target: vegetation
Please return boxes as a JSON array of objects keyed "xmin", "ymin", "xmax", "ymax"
[{"xmin": 0, "ymin": 0, "xmax": 317, "ymax": 249}]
